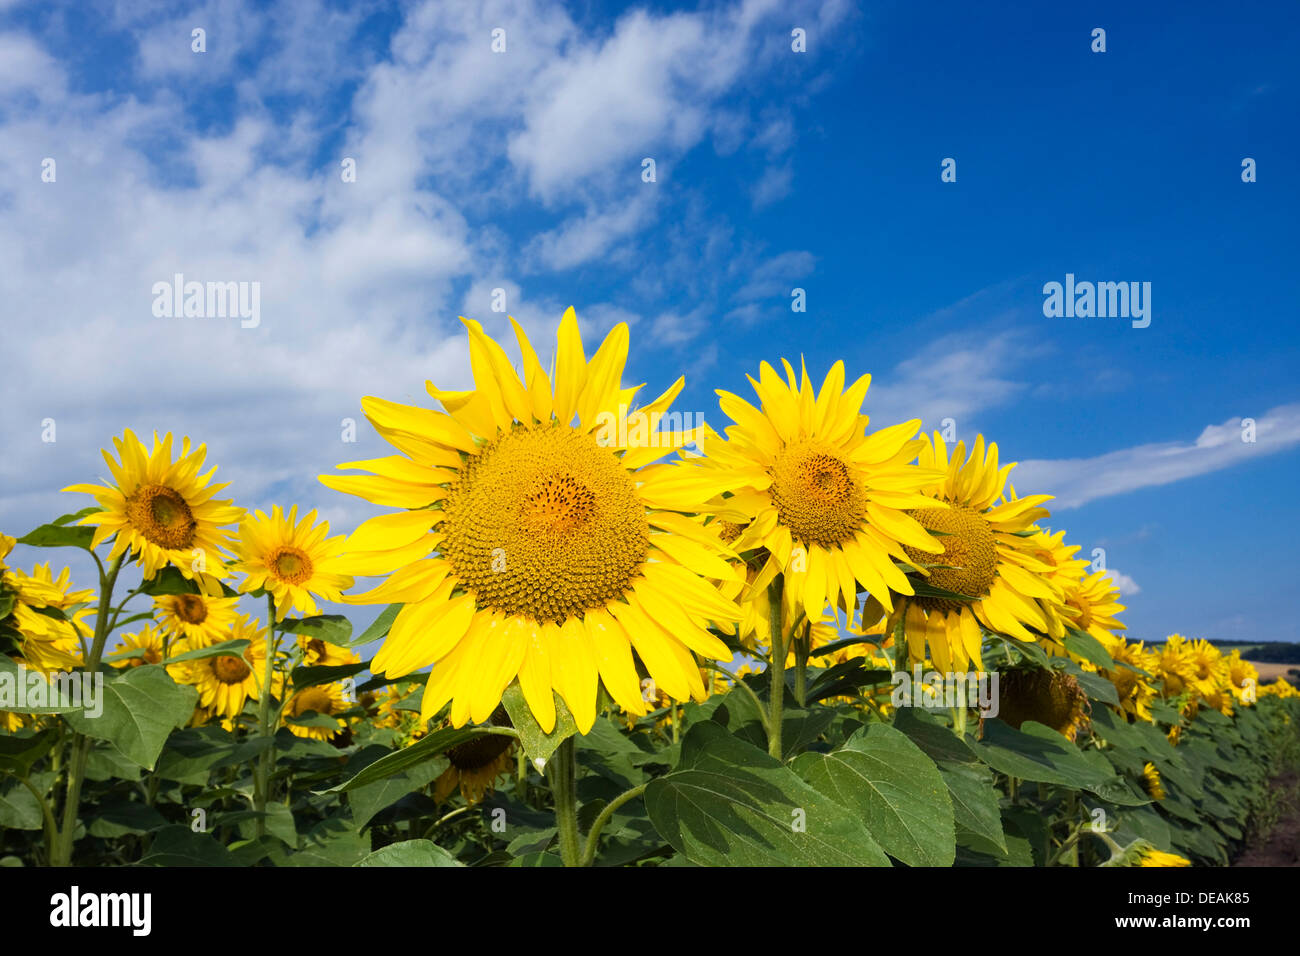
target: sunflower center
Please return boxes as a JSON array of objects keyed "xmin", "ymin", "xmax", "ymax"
[
  {"xmin": 270, "ymin": 547, "xmax": 313, "ymax": 585},
  {"xmin": 294, "ymin": 686, "xmax": 335, "ymax": 716},
  {"xmin": 446, "ymin": 731, "xmax": 515, "ymax": 771},
  {"xmin": 212, "ymin": 655, "xmax": 251, "ymax": 684},
  {"xmin": 904, "ymin": 504, "xmax": 998, "ymax": 612},
  {"xmin": 125, "ymin": 484, "xmax": 196, "ymax": 550},
  {"xmin": 440, "ymin": 423, "xmax": 648, "ymax": 624},
  {"xmin": 175, "ymin": 594, "xmax": 208, "ymax": 624},
  {"xmin": 142, "ymin": 647, "xmax": 162, "ymax": 665},
  {"xmin": 768, "ymin": 442, "xmax": 866, "ymax": 547}
]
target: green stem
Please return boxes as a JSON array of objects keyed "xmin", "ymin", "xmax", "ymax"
[
  {"xmin": 52, "ymin": 551, "xmax": 124, "ymax": 866},
  {"xmin": 549, "ymin": 737, "xmax": 582, "ymax": 867},
  {"xmin": 580, "ymin": 783, "xmax": 648, "ymax": 867},
  {"xmin": 17, "ymin": 775, "xmax": 59, "ymax": 864},
  {"xmin": 767, "ymin": 575, "xmax": 786, "ymax": 761},
  {"xmin": 704, "ymin": 662, "xmax": 768, "ymax": 732},
  {"xmin": 794, "ymin": 622, "xmax": 809, "ymax": 708},
  {"xmin": 254, "ymin": 594, "xmax": 278, "ymax": 840}
]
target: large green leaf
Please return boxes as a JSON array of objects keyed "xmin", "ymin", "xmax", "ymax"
[
  {"xmin": 644, "ymin": 721, "xmax": 890, "ymax": 866},
  {"xmin": 0, "ymin": 729, "xmax": 57, "ymax": 775},
  {"xmin": 17, "ymin": 510, "xmax": 98, "ymax": 550},
  {"xmin": 137, "ymin": 826, "xmax": 237, "ymax": 866},
  {"xmin": 345, "ymin": 744, "xmax": 448, "ymax": 829},
  {"xmin": 0, "ymin": 656, "xmax": 86, "ymax": 713},
  {"xmin": 974, "ymin": 719, "xmax": 1115, "ymax": 788},
  {"xmin": 281, "ymin": 614, "xmax": 354, "ymax": 647},
  {"xmin": 321, "ymin": 725, "xmax": 511, "ymax": 794},
  {"xmin": 355, "ymin": 839, "xmax": 463, "ymax": 867},
  {"xmin": 63, "ymin": 665, "xmax": 198, "ymax": 770},
  {"xmin": 941, "ymin": 761, "xmax": 1007, "ymax": 854},
  {"xmin": 792, "ymin": 724, "xmax": 955, "ymax": 866},
  {"xmin": 1062, "ymin": 628, "xmax": 1116, "ymax": 669}
]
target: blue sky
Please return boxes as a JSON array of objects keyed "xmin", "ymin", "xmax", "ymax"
[{"xmin": 1, "ymin": 0, "xmax": 1298, "ymax": 649}]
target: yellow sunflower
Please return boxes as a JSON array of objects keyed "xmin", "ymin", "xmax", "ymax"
[
  {"xmin": 1141, "ymin": 762, "xmax": 1166, "ymax": 801},
  {"xmin": 296, "ymin": 633, "xmax": 358, "ymax": 668},
  {"xmin": 1154, "ymin": 635, "xmax": 1199, "ymax": 698},
  {"xmin": 320, "ymin": 309, "xmax": 742, "ymax": 734},
  {"xmin": 887, "ymin": 435, "xmax": 1056, "ymax": 673},
  {"xmin": 282, "ymin": 682, "xmax": 349, "ymax": 740},
  {"xmin": 231, "ymin": 506, "xmax": 353, "ymax": 620},
  {"xmin": 108, "ymin": 624, "xmax": 168, "ymax": 668},
  {"xmin": 1259, "ymin": 677, "xmax": 1299, "ymax": 699},
  {"xmin": 153, "ymin": 592, "xmax": 240, "ymax": 646},
  {"xmin": 62, "ymin": 430, "xmax": 242, "ymax": 593},
  {"xmin": 1135, "ymin": 846, "xmax": 1191, "ymax": 867},
  {"xmin": 1226, "ymin": 651, "xmax": 1259, "ymax": 703},
  {"xmin": 1021, "ymin": 526, "xmax": 1092, "ymax": 644},
  {"xmin": 1060, "ymin": 570, "xmax": 1127, "ymax": 645},
  {"xmin": 168, "ymin": 616, "xmax": 274, "ymax": 719},
  {"xmin": 1098, "ymin": 635, "xmax": 1160, "ymax": 723},
  {"xmin": 1183, "ymin": 638, "xmax": 1230, "ymax": 699},
  {"xmin": 666, "ymin": 358, "xmax": 944, "ymax": 630},
  {"xmin": 1, "ymin": 536, "xmax": 93, "ymax": 672}
]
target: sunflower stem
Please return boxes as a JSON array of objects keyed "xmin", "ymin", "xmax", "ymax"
[
  {"xmin": 767, "ymin": 575, "xmax": 785, "ymax": 761},
  {"xmin": 254, "ymin": 593, "xmax": 278, "ymax": 841},
  {"xmin": 580, "ymin": 782, "xmax": 647, "ymax": 866},
  {"xmin": 794, "ymin": 622, "xmax": 809, "ymax": 709},
  {"xmin": 52, "ymin": 550, "xmax": 124, "ymax": 866},
  {"xmin": 549, "ymin": 737, "xmax": 582, "ymax": 866}
]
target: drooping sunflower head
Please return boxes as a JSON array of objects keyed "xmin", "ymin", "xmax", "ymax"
[
  {"xmin": 679, "ymin": 357, "xmax": 946, "ymax": 631},
  {"xmin": 434, "ymin": 725, "xmax": 516, "ymax": 805},
  {"xmin": 1133, "ymin": 844, "xmax": 1191, "ymax": 868},
  {"xmin": 62, "ymin": 430, "xmax": 243, "ymax": 593},
  {"xmin": 888, "ymin": 435, "xmax": 1057, "ymax": 674},
  {"xmin": 994, "ymin": 667, "xmax": 1090, "ymax": 741},
  {"xmin": 321, "ymin": 310, "xmax": 742, "ymax": 734},
  {"xmin": 153, "ymin": 591, "xmax": 240, "ymax": 646},
  {"xmin": 231, "ymin": 505, "xmax": 353, "ymax": 620}
]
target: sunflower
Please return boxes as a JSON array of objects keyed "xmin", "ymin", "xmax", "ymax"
[
  {"xmin": 320, "ymin": 310, "xmax": 742, "ymax": 733},
  {"xmin": 0, "ymin": 536, "xmax": 93, "ymax": 672},
  {"xmin": 62, "ymin": 430, "xmax": 242, "ymax": 594},
  {"xmin": 433, "ymin": 728, "xmax": 516, "ymax": 804},
  {"xmin": 1141, "ymin": 762, "xmax": 1165, "ymax": 801},
  {"xmin": 1134, "ymin": 845, "xmax": 1191, "ymax": 867},
  {"xmin": 169, "ymin": 616, "xmax": 274, "ymax": 719},
  {"xmin": 282, "ymin": 683, "xmax": 349, "ymax": 740},
  {"xmin": 367, "ymin": 685, "xmax": 427, "ymax": 744},
  {"xmin": 667, "ymin": 359, "xmax": 944, "ymax": 632},
  {"xmin": 230, "ymin": 506, "xmax": 353, "ymax": 620},
  {"xmin": 992, "ymin": 667, "xmax": 1090, "ymax": 741},
  {"xmin": 1021, "ymin": 526, "xmax": 1092, "ymax": 644},
  {"xmin": 1184, "ymin": 638, "xmax": 1230, "ymax": 699},
  {"xmin": 1060, "ymin": 570, "xmax": 1127, "ymax": 645},
  {"xmin": 153, "ymin": 592, "xmax": 240, "ymax": 646},
  {"xmin": 1154, "ymin": 635, "xmax": 1199, "ymax": 698},
  {"xmin": 1259, "ymin": 677, "xmax": 1299, "ymax": 699},
  {"xmin": 296, "ymin": 633, "xmax": 358, "ymax": 668},
  {"xmin": 108, "ymin": 624, "xmax": 168, "ymax": 668},
  {"xmin": 1098, "ymin": 635, "xmax": 1160, "ymax": 723},
  {"xmin": 887, "ymin": 435, "xmax": 1056, "ymax": 673},
  {"xmin": 1226, "ymin": 651, "xmax": 1259, "ymax": 704}
]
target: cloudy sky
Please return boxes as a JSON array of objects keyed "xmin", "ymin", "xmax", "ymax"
[{"xmin": 1, "ymin": 0, "xmax": 1298, "ymax": 646}]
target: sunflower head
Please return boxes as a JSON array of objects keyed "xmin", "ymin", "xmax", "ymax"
[
  {"xmin": 1141, "ymin": 762, "xmax": 1166, "ymax": 801},
  {"xmin": 434, "ymin": 727, "xmax": 516, "ymax": 805},
  {"xmin": 993, "ymin": 667, "xmax": 1090, "ymax": 741},
  {"xmin": 284, "ymin": 682, "xmax": 349, "ymax": 740},
  {"xmin": 62, "ymin": 430, "xmax": 243, "ymax": 593},
  {"xmin": 231, "ymin": 505, "xmax": 353, "ymax": 620},
  {"xmin": 320, "ymin": 310, "xmax": 741, "ymax": 735},
  {"xmin": 154, "ymin": 591, "xmax": 240, "ymax": 646}
]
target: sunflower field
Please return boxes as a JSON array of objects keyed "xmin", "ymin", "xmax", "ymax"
[{"xmin": 2, "ymin": 312, "xmax": 1298, "ymax": 869}]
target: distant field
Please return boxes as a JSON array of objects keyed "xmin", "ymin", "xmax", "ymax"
[{"xmin": 1253, "ymin": 662, "xmax": 1300, "ymax": 683}]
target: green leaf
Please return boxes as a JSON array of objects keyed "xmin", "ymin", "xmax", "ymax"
[
  {"xmin": 973, "ymin": 719, "xmax": 1115, "ymax": 788},
  {"xmin": 501, "ymin": 683, "xmax": 577, "ymax": 767},
  {"xmin": 644, "ymin": 721, "xmax": 890, "ymax": 866},
  {"xmin": 792, "ymin": 724, "xmax": 956, "ymax": 866},
  {"xmin": 86, "ymin": 800, "xmax": 168, "ymax": 838},
  {"xmin": 355, "ymin": 604, "xmax": 402, "ymax": 646},
  {"xmin": 321, "ymin": 725, "xmax": 511, "ymax": 794},
  {"xmin": 355, "ymin": 839, "xmax": 463, "ymax": 867},
  {"xmin": 291, "ymin": 661, "xmax": 368, "ymax": 689},
  {"xmin": 63, "ymin": 665, "xmax": 199, "ymax": 770},
  {"xmin": 17, "ymin": 511, "xmax": 97, "ymax": 550},
  {"xmin": 0, "ymin": 729, "xmax": 57, "ymax": 775},
  {"xmin": 0, "ymin": 656, "xmax": 86, "ymax": 713},
  {"xmin": 892, "ymin": 707, "xmax": 980, "ymax": 764},
  {"xmin": 282, "ymin": 614, "xmax": 353, "ymax": 647},
  {"xmin": 345, "ymin": 745, "xmax": 448, "ymax": 830},
  {"xmin": 153, "ymin": 637, "xmax": 250, "ymax": 665},
  {"xmin": 940, "ymin": 761, "xmax": 1007, "ymax": 854},
  {"xmin": 137, "ymin": 826, "xmax": 237, "ymax": 866},
  {"xmin": 1062, "ymin": 628, "xmax": 1116, "ymax": 669},
  {"xmin": 139, "ymin": 565, "xmax": 240, "ymax": 598}
]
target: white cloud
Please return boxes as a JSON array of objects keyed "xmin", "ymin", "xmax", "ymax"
[
  {"xmin": 1103, "ymin": 569, "xmax": 1141, "ymax": 596},
  {"xmin": 1015, "ymin": 404, "xmax": 1300, "ymax": 510}
]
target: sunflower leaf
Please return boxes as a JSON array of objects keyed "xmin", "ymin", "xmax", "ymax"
[
  {"xmin": 319, "ymin": 725, "xmax": 513, "ymax": 794},
  {"xmin": 281, "ymin": 614, "xmax": 353, "ymax": 647},
  {"xmin": 63, "ymin": 665, "xmax": 199, "ymax": 770},
  {"xmin": 501, "ymin": 683, "xmax": 578, "ymax": 766},
  {"xmin": 16, "ymin": 516, "xmax": 95, "ymax": 551},
  {"xmin": 150, "ymin": 637, "xmax": 250, "ymax": 665},
  {"xmin": 355, "ymin": 839, "xmax": 463, "ymax": 867}
]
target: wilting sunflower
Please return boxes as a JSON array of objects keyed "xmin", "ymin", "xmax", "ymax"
[
  {"xmin": 321, "ymin": 310, "xmax": 742, "ymax": 733},
  {"xmin": 0, "ymin": 536, "xmax": 93, "ymax": 672},
  {"xmin": 154, "ymin": 592, "xmax": 240, "ymax": 646},
  {"xmin": 663, "ymin": 359, "xmax": 943, "ymax": 628},
  {"xmin": 62, "ymin": 430, "xmax": 242, "ymax": 593},
  {"xmin": 992, "ymin": 667, "xmax": 1090, "ymax": 741},
  {"xmin": 1134, "ymin": 845, "xmax": 1191, "ymax": 867},
  {"xmin": 1141, "ymin": 762, "xmax": 1166, "ymax": 801},
  {"xmin": 282, "ymin": 683, "xmax": 349, "ymax": 740},
  {"xmin": 889, "ymin": 435, "xmax": 1056, "ymax": 673},
  {"xmin": 109, "ymin": 624, "xmax": 168, "ymax": 668},
  {"xmin": 230, "ymin": 506, "xmax": 353, "ymax": 620},
  {"xmin": 434, "ymin": 728, "xmax": 516, "ymax": 804},
  {"xmin": 169, "ymin": 616, "xmax": 274, "ymax": 719}
]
